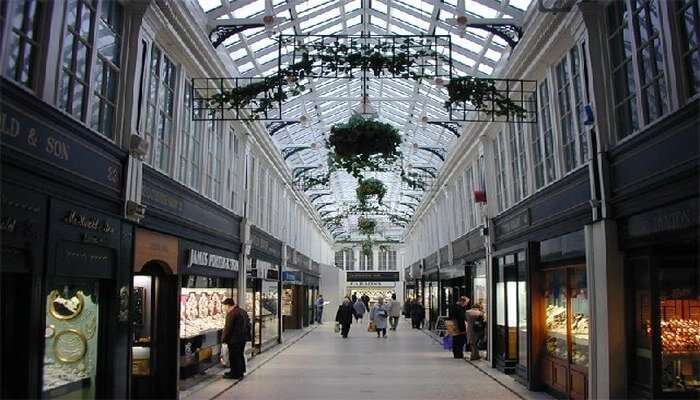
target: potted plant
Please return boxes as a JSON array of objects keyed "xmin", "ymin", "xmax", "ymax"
[{"xmin": 357, "ymin": 217, "xmax": 377, "ymax": 235}]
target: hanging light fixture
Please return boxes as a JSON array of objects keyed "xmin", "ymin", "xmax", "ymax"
[
  {"xmin": 263, "ymin": 15, "xmax": 281, "ymax": 38},
  {"xmin": 299, "ymin": 114, "xmax": 310, "ymax": 127},
  {"xmin": 420, "ymin": 114, "xmax": 429, "ymax": 127}
]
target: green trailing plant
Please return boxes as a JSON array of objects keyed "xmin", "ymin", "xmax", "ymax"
[
  {"xmin": 444, "ymin": 76, "xmax": 528, "ymax": 119},
  {"xmin": 361, "ymin": 237, "xmax": 374, "ymax": 256},
  {"xmin": 328, "ymin": 115, "xmax": 402, "ymax": 178},
  {"xmin": 400, "ymin": 170, "xmax": 427, "ymax": 191},
  {"xmin": 357, "ymin": 217, "xmax": 377, "ymax": 235},
  {"xmin": 355, "ymin": 178, "xmax": 387, "ymax": 206}
]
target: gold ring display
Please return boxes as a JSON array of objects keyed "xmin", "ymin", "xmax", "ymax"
[
  {"xmin": 48, "ymin": 290, "xmax": 85, "ymax": 320},
  {"xmin": 53, "ymin": 329, "xmax": 87, "ymax": 363}
]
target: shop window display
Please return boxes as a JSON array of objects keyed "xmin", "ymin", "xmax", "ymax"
[
  {"xmin": 180, "ymin": 276, "xmax": 235, "ymax": 339},
  {"xmin": 256, "ymin": 280, "xmax": 279, "ymax": 349},
  {"xmin": 43, "ymin": 281, "xmax": 100, "ymax": 398}
]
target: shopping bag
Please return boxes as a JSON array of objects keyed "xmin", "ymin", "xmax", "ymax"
[
  {"xmin": 220, "ymin": 343, "xmax": 229, "ymax": 367},
  {"xmin": 368, "ymin": 321, "xmax": 377, "ymax": 332},
  {"xmin": 334, "ymin": 322, "xmax": 340, "ymax": 333},
  {"xmin": 442, "ymin": 335, "xmax": 453, "ymax": 350},
  {"xmin": 446, "ymin": 320, "xmax": 460, "ymax": 336}
]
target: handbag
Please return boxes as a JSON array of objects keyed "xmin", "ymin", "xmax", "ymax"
[
  {"xmin": 446, "ymin": 320, "xmax": 460, "ymax": 336},
  {"xmin": 368, "ymin": 321, "xmax": 377, "ymax": 332},
  {"xmin": 334, "ymin": 322, "xmax": 340, "ymax": 333},
  {"xmin": 442, "ymin": 335, "xmax": 453, "ymax": 350}
]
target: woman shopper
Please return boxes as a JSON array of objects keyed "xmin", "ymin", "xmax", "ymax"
[
  {"xmin": 335, "ymin": 297, "xmax": 355, "ymax": 338},
  {"xmin": 353, "ymin": 297, "xmax": 366, "ymax": 322},
  {"xmin": 388, "ymin": 293, "xmax": 402, "ymax": 330},
  {"xmin": 370, "ymin": 297, "xmax": 389, "ymax": 338},
  {"xmin": 465, "ymin": 303, "xmax": 485, "ymax": 360}
]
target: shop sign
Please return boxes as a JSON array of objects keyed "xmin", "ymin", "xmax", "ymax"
[
  {"xmin": 251, "ymin": 227, "xmax": 282, "ymax": 259},
  {"xmin": 495, "ymin": 209, "xmax": 530, "ymax": 237},
  {"xmin": 282, "ymin": 270, "xmax": 302, "ymax": 283},
  {"xmin": 63, "ymin": 210, "xmax": 114, "ymax": 233},
  {"xmin": 347, "ymin": 281, "xmax": 396, "ymax": 287},
  {"xmin": 625, "ymin": 198, "xmax": 699, "ymax": 238},
  {"xmin": 0, "ymin": 97, "xmax": 122, "ymax": 192},
  {"xmin": 187, "ymin": 249, "xmax": 239, "ymax": 271},
  {"xmin": 346, "ymin": 271, "xmax": 400, "ymax": 282}
]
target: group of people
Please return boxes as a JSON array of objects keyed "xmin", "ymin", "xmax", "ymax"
[
  {"xmin": 335, "ymin": 293, "xmax": 402, "ymax": 338},
  {"xmin": 403, "ymin": 298, "xmax": 426, "ymax": 329},
  {"xmin": 450, "ymin": 296, "xmax": 485, "ymax": 360}
]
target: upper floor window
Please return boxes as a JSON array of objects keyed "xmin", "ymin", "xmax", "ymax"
[
  {"xmin": 206, "ymin": 120, "xmax": 223, "ymax": 202},
  {"xmin": 464, "ymin": 166, "xmax": 476, "ymax": 229},
  {"xmin": 511, "ymin": 121, "xmax": 529, "ymax": 201},
  {"xmin": 387, "ymin": 250, "xmax": 397, "ymax": 270},
  {"xmin": 59, "ymin": 0, "xmax": 123, "ymax": 139},
  {"xmin": 536, "ymin": 80, "xmax": 556, "ymax": 186},
  {"xmin": 607, "ymin": 0, "xmax": 669, "ymax": 141},
  {"xmin": 359, "ymin": 250, "xmax": 373, "ymax": 271},
  {"xmin": 228, "ymin": 128, "xmax": 239, "ymax": 212},
  {"xmin": 677, "ymin": 0, "xmax": 700, "ymax": 96},
  {"xmin": 145, "ymin": 46, "xmax": 176, "ymax": 171},
  {"xmin": 494, "ymin": 131, "xmax": 509, "ymax": 212},
  {"xmin": 345, "ymin": 249, "xmax": 355, "ymax": 271},
  {"xmin": 377, "ymin": 249, "xmax": 387, "ymax": 271},
  {"xmin": 179, "ymin": 79, "xmax": 203, "ymax": 190},
  {"xmin": 2, "ymin": 0, "xmax": 44, "ymax": 89},
  {"xmin": 555, "ymin": 45, "xmax": 589, "ymax": 173},
  {"xmin": 335, "ymin": 250, "xmax": 344, "ymax": 269}
]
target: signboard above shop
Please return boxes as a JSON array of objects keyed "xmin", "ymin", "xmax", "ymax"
[
  {"xmin": 346, "ymin": 271, "xmax": 400, "ymax": 282},
  {"xmin": 347, "ymin": 281, "xmax": 396, "ymax": 287}
]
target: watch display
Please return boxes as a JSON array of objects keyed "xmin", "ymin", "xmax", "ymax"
[{"xmin": 179, "ymin": 287, "xmax": 233, "ymax": 338}]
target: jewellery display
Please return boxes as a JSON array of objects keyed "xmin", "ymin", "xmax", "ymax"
[
  {"xmin": 48, "ymin": 290, "xmax": 84, "ymax": 320},
  {"xmin": 180, "ymin": 287, "xmax": 232, "ymax": 338},
  {"xmin": 53, "ymin": 329, "xmax": 88, "ymax": 363},
  {"xmin": 84, "ymin": 313, "xmax": 97, "ymax": 340},
  {"xmin": 42, "ymin": 362, "xmax": 90, "ymax": 392},
  {"xmin": 658, "ymin": 319, "xmax": 700, "ymax": 354},
  {"xmin": 45, "ymin": 325, "xmax": 56, "ymax": 339},
  {"xmin": 544, "ymin": 304, "xmax": 567, "ymax": 359}
]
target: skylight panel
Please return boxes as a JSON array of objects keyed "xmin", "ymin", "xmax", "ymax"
[
  {"xmin": 232, "ymin": 0, "xmax": 265, "ymax": 18},
  {"xmin": 345, "ymin": 0, "xmax": 361, "ymax": 13},
  {"xmin": 313, "ymin": 21, "xmax": 344, "ymax": 35},
  {"xmin": 300, "ymin": 8, "xmax": 340, "ymax": 31},
  {"xmin": 229, "ymin": 48, "xmax": 248, "ymax": 61},
  {"xmin": 510, "ymin": 0, "xmax": 532, "ymax": 10},
  {"xmin": 297, "ymin": 0, "xmax": 336, "ymax": 16},
  {"xmin": 257, "ymin": 51, "xmax": 278, "ymax": 65},
  {"xmin": 370, "ymin": 15, "xmax": 386, "ymax": 28},
  {"xmin": 391, "ymin": 9, "xmax": 429, "ymax": 31},
  {"xmin": 199, "ymin": 0, "xmax": 221, "ymax": 12},
  {"xmin": 238, "ymin": 61, "xmax": 255, "ymax": 74},
  {"xmin": 371, "ymin": 0, "xmax": 388, "ymax": 14},
  {"xmin": 465, "ymin": 0, "xmax": 499, "ymax": 18},
  {"xmin": 452, "ymin": 36, "xmax": 483, "ymax": 54},
  {"xmin": 484, "ymin": 48, "xmax": 502, "ymax": 62},
  {"xmin": 477, "ymin": 64, "xmax": 494, "ymax": 75},
  {"xmin": 249, "ymin": 37, "xmax": 276, "ymax": 53},
  {"xmin": 346, "ymin": 15, "xmax": 362, "ymax": 28}
]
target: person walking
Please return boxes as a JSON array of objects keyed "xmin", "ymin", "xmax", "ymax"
[
  {"xmin": 221, "ymin": 298, "xmax": 251, "ymax": 379},
  {"xmin": 370, "ymin": 297, "xmax": 389, "ymax": 338},
  {"xmin": 353, "ymin": 297, "xmax": 366, "ymax": 323},
  {"xmin": 465, "ymin": 303, "xmax": 485, "ymax": 360},
  {"xmin": 361, "ymin": 293, "xmax": 370, "ymax": 312},
  {"xmin": 335, "ymin": 297, "xmax": 355, "ymax": 338},
  {"xmin": 351, "ymin": 292, "xmax": 358, "ymax": 304},
  {"xmin": 451, "ymin": 296, "xmax": 470, "ymax": 359},
  {"xmin": 388, "ymin": 293, "xmax": 402, "ymax": 330},
  {"xmin": 315, "ymin": 294, "xmax": 325, "ymax": 324},
  {"xmin": 411, "ymin": 299, "xmax": 425, "ymax": 329},
  {"xmin": 402, "ymin": 297, "xmax": 412, "ymax": 318}
]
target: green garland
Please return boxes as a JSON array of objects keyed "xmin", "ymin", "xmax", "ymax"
[
  {"xmin": 357, "ymin": 217, "xmax": 377, "ymax": 235},
  {"xmin": 361, "ymin": 237, "xmax": 374, "ymax": 256},
  {"xmin": 356, "ymin": 178, "xmax": 387, "ymax": 206},
  {"xmin": 444, "ymin": 76, "xmax": 528, "ymax": 119}
]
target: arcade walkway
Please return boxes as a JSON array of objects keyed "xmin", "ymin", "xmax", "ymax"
[{"xmin": 193, "ymin": 321, "xmax": 550, "ymax": 400}]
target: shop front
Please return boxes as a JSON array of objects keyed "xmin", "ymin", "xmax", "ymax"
[
  {"xmin": 491, "ymin": 166, "xmax": 592, "ymax": 397},
  {"xmin": 1, "ymin": 80, "xmax": 131, "ymax": 399},
  {"xmin": 404, "ymin": 267, "xmax": 416, "ymax": 300},
  {"xmin": 248, "ymin": 226, "xmax": 282, "ymax": 355},
  {"xmin": 304, "ymin": 270, "xmax": 321, "ymax": 325},
  {"xmin": 131, "ymin": 166, "xmax": 242, "ymax": 398},
  {"xmin": 282, "ymin": 246, "xmax": 304, "ymax": 331},
  {"xmin": 438, "ymin": 245, "xmax": 464, "ymax": 319},
  {"xmin": 423, "ymin": 252, "xmax": 439, "ymax": 330},
  {"xmin": 345, "ymin": 271, "xmax": 400, "ymax": 309}
]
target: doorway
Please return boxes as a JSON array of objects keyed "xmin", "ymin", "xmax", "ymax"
[
  {"xmin": 131, "ymin": 262, "xmax": 178, "ymax": 399},
  {"xmin": 1, "ymin": 273, "xmax": 32, "ymax": 398}
]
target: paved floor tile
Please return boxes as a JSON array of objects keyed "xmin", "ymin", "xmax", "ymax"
[{"xmin": 212, "ymin": 321, "xmax": 524, "ymax": 400}]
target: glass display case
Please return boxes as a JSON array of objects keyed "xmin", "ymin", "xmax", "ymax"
[
  {"xmin": 494, "ymin": 253, "xmax": 524, "ymax": 375},
  {"xmin": 543, "ymin": 270, "xmax": 568, "ymax": 360},
  {"xmin": 179, "ymin": 276, "xmax": 235, "ymax": 339},
  {"xmin": 540, "ymin": 265, "xmax": 589, "ymax": 399},
  {"xmin": 42, "ymin": 280, "xmax": 100, "ymax": 398},
  {"xmin": 657, "ymin": 261, "xmax": 700, "ymax": 394}
]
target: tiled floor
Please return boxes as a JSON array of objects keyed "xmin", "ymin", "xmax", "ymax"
[{"xmin": 206, "ymin": 320, "xmax": 543, "ymax": 400}]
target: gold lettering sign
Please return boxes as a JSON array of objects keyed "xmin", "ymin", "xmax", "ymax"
[
  {"xmin": 0, "ymin": 112, "xmax": 72, "ymax": 162},
  {"xmin": 63, "ymin": 210, "xmax": 114, "ymax": 234}
]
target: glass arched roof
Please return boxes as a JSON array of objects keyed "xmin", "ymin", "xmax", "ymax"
[{"xmin": 197, "ymin": 0, "xmax": 532, "ymax": 241}]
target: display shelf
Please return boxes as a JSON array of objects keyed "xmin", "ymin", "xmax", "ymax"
[
  {"xmin": 179, "ymin": 327, "xmax": 222, "ymax": 340},
  {"xmin": 662, "ymin": 352, "xmax": 700, "ymax": 360},
  {"xmin": 42, "ymin": 377, "xmax": 91, "ymax": 398}
]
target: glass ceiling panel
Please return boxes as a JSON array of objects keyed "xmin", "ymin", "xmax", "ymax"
[{"xmin": 198, "ymin": 0, "xmax": 532, "ymax": 239}]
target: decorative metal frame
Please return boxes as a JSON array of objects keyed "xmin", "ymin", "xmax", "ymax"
[
  {"xmin": 414, "ymin": 146, "xmax": 447, "ymax": 161},
  {"xmin": 266, "ymin": 121, "xmax": 299, "ymax": 136},
  {"xmin": 447, "ymin": 78, "xmax": 538, "ymax": 123},
  {"xmin": 282, "ymin": 146, "xmax": 316, "ymax": 160},
  {"xmin": 468, "ymin": 23, "xmax": 523, "ymax": 49},
  {"xmin": 191, "ymin": 76, "xmax": 283, "ymax": 121},
  {"xmin": 427, "ymin": 121, "xmax": 462, "ymax": 137},
  {"xmin": 209, "ymin": 24, "xmax": 264, "ymax": 48}
]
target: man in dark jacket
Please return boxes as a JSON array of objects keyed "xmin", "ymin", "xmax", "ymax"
[
  {"xmin": 451, "ymin": 296, "xmax": 470, "ymax": 359},
  {"xmin": 361, "ymin": 293, "xmax": 370, "ymax": 312},
  {"xmin": 335, "ymin": 297, "xmax": 356, "ymax": 338},
  {"xmin": 221, "ymin": 298, "xmax": 250, "ymax": 379},
  {"xmin": 411, "ymin": 299, "xmax": 425, "ymax": 329}
]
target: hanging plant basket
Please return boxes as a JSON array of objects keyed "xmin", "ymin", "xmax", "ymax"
[
  {"xmin": 356, "ymin": 178, "xmax": 387, "ymax": 206},
  {"xmin": 328, "ymin": 115, "xmax": 402, "ymax": 178},
  {"xmin": 357, "ymin": 217, "xmax": 377, "ymax": 235}
]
